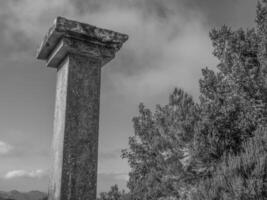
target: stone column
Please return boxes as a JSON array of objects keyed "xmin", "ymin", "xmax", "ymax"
[{"xmin": 36, "ymin": 17, "xmax": 128, "ymax": 200}]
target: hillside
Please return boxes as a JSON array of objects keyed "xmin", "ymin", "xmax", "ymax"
[{"xmin": 0, "ymin": 190, "xmax": 46, "ymax": 200}]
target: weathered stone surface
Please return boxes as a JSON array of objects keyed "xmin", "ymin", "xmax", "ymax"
[
  {"xmin": 49, "ymin": 57, "xmax": 68, "ymax": 200},
  {"xmin": 37, "ymin": 16, "xmax": 128, "ymax": 68},
  {"xmin": 49, "ymin": 55, "xmax": 101, "ymax": 200},
  {"xmin": 37, "ymin": 17, "xmax": 128, "ymax": 200},
  {"xmin": 46, "ymin": 37, "xmax": 116, "ymax": 68}
]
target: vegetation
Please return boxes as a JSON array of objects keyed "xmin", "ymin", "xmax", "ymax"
[
  {"xmin": 97, "ymin": 185, "xmax": 130, "ymax": 200},
  {"xmin": 99, "ymin": 1, "xmax": 267, "ymax": 200}
]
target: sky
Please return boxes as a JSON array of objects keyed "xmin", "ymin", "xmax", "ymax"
[{"xmin": 0, "ymin": 0, "xmax": 258, "ymax": 194}]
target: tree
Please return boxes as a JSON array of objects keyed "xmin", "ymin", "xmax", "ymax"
[
  {"xmin": 193, "ymin": 1, "xmax": 267, "ymax": 175},
  {"xmin": 122, "ymin": 88, "xmax": 200, "ymax": 200},
  {"xmin": 191, "ymin": 1, "xmax": 267, "ymax": 199},
  {"xmin": 97, "ymin": 185, "xmax": 129, "ymax": 200},
  {"xmin": 121, "ymin": 2, "xmax": 267, "ymax": 200},
  {"xmin": 192, "ymin": 127, "xmax": 267, "ymax": 200}
]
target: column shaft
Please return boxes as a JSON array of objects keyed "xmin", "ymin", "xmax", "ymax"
[{"xmin": 50, "ymin": 54, "xmax": 101, "ymax": 200}]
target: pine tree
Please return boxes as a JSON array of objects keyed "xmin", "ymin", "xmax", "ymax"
[
  {"xmin": 122, "ymin": 88, "xmax": 199, "ymax": 200},
  {"xmin": 191, "ymin": 1, "xmax": 267, "ymax": 199},
  {"xmin": 194, "ymin": 1, "xmax": 267, "ymax": 174},
  {"xmin": 121, "ymin": 2, "xmax": 267, "ymax": 200},
  {"xmin": 97, "ymin": 185, "xmax": 129, "ymax": 200},
  {"xmin": 192, "ymin": 127, "xmax": 267, "ymax": 200}
]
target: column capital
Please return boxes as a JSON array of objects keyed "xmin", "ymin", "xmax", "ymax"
[{"xmin": 36, "ymin": 16, "xmax": 128, "ymax": 68}]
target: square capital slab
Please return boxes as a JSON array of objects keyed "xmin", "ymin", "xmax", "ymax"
[{"xmin": 37, "ymin": 16, "xmax": 128, "ymax": 68}]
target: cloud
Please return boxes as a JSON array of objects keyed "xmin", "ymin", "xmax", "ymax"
[
  {"xmin": 4, "ymin": 169, "xmax": 47, "ymax": 179},
  {"xmin": 0, "ymin": 0, "xmax": 223, "ymax": 101},
  {"xmin": 0, "ymin": 0, "xmax": 74, "ymax": 63},
  {"xmin": 0, "ymin": 141, "xmax": 13, "ymax": 155},
  {"xmin": 100, "ymin": 6, "xmax": 218, "ymax": 101},
  {"xmin": 2, "ymin": 0, "xmax": 72, "ymax": 41}
]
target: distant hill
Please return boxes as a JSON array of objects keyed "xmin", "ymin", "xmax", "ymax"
[{"xmin": 0, "ymin": 190, "xmax": 46, "ymax": 200}]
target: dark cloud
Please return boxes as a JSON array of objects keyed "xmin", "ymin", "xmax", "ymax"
[
  {"xmin": 0, "ymin": 10, "xmax": 32, "ymax": 61},
  {"xmin": 70, "ymin": 0, "xmax": 188, "ymax": 21},
  {"xmin": 70, "ymin": 0, "xmax": 257, "ymax": 27},
  {"xmin": 67, "ymin": 0, "xmax": 257, "ymax": 82},
  {"xmin": 185, "ymin": 0, "xmax": 257, "ymax": 28}
]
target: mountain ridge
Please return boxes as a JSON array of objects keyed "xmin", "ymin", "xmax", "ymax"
[{"xmin": 0, "ymin": 190, "xmax": 47, "ymax": 200}]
